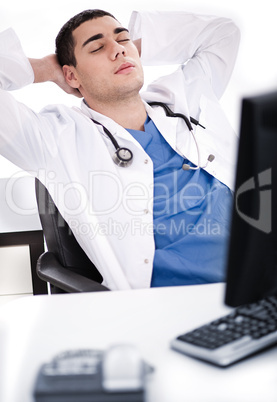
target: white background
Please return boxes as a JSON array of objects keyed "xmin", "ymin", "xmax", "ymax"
[{"xmin": 0, "ymin": 0, "xmax": 277, "ymax": 177}]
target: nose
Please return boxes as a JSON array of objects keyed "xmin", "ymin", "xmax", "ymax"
[{"xmin": 110, "ymin": 41, "xmax": 126, "ymax": 60}]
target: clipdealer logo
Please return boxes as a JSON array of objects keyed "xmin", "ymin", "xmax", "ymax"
[{"xmin": 235, "ymin": 168, "xmax": 272, "ymax": 234}]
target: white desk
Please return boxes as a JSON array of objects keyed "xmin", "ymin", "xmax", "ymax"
[{"xmin": 0, "ymin": 283, "xmax": 276, "ymax": 402}]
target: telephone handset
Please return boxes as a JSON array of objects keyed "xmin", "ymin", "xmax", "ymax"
[{"xmin": 34, "ymin": 346, "xmax": 153, "ymax": 401}]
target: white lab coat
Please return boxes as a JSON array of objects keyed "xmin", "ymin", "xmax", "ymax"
[{"xmin": 0, "ymin": 11, "xmax": 240, "ymax": 290}]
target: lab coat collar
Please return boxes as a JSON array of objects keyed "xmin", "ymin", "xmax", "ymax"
[
  {"xmin": 80, "ymin": 99, "xmax": 136, "ymax": 144},
  {"xmin": 80, "ymin": 98, "xmax": 178, "ymax": 151},
  {"xmin": 143, "ymin": 101, "xmax": 178, "ymax": 150}
]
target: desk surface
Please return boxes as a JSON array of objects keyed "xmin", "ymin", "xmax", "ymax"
[{"xmin": 0, "ymin": 283, "xmax": 276, "ymax": 402}]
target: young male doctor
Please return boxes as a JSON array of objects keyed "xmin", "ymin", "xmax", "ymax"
[{"xmin": 0, "ymin": 9, "xmax": 240, "ymax": 290}]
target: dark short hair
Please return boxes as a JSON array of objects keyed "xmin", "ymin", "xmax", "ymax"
[{"xmin": 55, "ymin": 9, "xmax": 116, "ymax": 67}]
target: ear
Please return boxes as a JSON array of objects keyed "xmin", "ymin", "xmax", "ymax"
[{"xmin": 62, "ymin": 65, "xmax": 80, "ymax": 89}]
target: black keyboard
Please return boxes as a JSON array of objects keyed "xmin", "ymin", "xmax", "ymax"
[{"xmin": 171, "ymin": 295, "xmax": 277, "ymax": 366}]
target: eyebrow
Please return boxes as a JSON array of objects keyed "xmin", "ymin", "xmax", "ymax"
[{"xmin": 82, "ymin": 27, "xmax": 129, "ymax": 48}]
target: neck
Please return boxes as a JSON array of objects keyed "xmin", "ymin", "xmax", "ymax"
[{"xmin": 86, "ymin": 95, "xmax": 147, "ymax": 131}]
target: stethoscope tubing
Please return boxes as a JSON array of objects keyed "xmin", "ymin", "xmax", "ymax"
[{"xmin": 91, "ymin": 102, "xmax": 214, "ymax": 169}]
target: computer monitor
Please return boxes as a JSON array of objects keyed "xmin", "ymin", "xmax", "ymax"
[{"xmin": 225, "ymin": 90, "xmax": 277, "ymax": 307}]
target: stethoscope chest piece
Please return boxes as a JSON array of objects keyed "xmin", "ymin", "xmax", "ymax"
[
  {"xmin": 112, "ymin": 147, "xmax": 133, "ymax": 167},
  {"xmin": 91, "ymin": 118, "xmax": 133, "ymax": 167},
  {"xmin": 91, "ymin": 102, "xmax": 214, "ymax": 170}
]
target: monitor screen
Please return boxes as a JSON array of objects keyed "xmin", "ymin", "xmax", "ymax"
[{"xmin": 225, "ymin": 91, "xmax": 277, "ymax": 307}]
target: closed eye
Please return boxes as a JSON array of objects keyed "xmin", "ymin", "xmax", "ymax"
[
  {"xmin": 90, "ymin": 46, "xmax": 104, "ymax": 53},
  {"xmin": 89, "ymin": 38, "xmax": 130, "ymax": 53}
]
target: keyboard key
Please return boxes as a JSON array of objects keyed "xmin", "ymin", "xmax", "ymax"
[{"xmin": 171, "ymin": 294, "xmax": 277, "ymax": 366}]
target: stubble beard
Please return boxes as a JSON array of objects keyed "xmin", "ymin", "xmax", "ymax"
[
  {"xmin": 95, "ymin": 79, "xmax": 143, "ymax": 106},
  {"xmin": 81, "ymin": 69, "xmax": 144, "ymax": 109}
]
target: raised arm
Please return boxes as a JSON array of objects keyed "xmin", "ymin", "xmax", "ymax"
[
  {"xmin": 0, "ymin": 28, "xmax": 80, "ymax": 172},
  {"xmin": 129, "ymin": 11, "xmax": 240, "ymax": 99},
  {"xmin": 0, "ymin": 28, "xmax": 81, "ymax": 97}
]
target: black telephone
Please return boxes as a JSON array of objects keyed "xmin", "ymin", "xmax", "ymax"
[{"xmin": 34, "ymin": 347, "xmax": 152, "ymax": 402}]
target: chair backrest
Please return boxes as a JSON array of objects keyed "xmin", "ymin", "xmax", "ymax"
[{"xmin": 35, "ymin": 178, "xmax": 103, "ymax": 283}]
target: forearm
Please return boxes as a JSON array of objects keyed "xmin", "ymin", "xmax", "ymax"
[
  {"xmin": 0, "ymin": 29, "xmax": 69, "ymax": 171},
  {"xmin": 0, "ymin": 28, "xmax": 34, "ymax": 90},
  {"xmin": 0, "ymin": 29, "xmax": 66, "ymax": 91},
  {"xmin": 29, "ymin": 55, "xmax": 57, "ymax": 84},
  {"xmin": 129, "ymin": 10, "xmax": 240, "ymax": 97},
  {"xmin": 29, "ymin": 55, "xmax": 82, "ymax": 97},
  {"xmin": 0, "ymin": 27, "xmax": 80, "ymax": 97},
  {"xmin": 130, "ymin": 11, "xmax": 240, "ymax": 65},
  {"xmin": 133, "ymin": 39, "xmax": 141, "ymax": 57}
]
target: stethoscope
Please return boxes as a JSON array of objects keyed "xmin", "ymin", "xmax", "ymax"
[{"xmin": 91, "ymin": 102, "xmax": 215, "ymax": 170}]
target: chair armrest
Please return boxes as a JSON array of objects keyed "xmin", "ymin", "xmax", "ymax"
[{"xmin": 36, "ymin": 252, "xmax": 110, "ymax": 293}]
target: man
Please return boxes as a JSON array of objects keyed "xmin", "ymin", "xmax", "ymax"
[{"xmin": 0, "ymin": 9, "xmax": 240, "ymax": 290}]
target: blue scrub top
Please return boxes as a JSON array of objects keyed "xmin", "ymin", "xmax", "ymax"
[{"xmin": 127, "ymin": 116, "xmax": 233, "ymax": 287}]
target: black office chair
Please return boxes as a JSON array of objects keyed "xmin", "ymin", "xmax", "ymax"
[{"xmin": 35, "ymin": 178, "xmax": 110, "ymax": 293}]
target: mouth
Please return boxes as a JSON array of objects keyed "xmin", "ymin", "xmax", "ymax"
[{"xmin": 115, "ymin": 62, "xmax": 135, "ymax": 75}]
